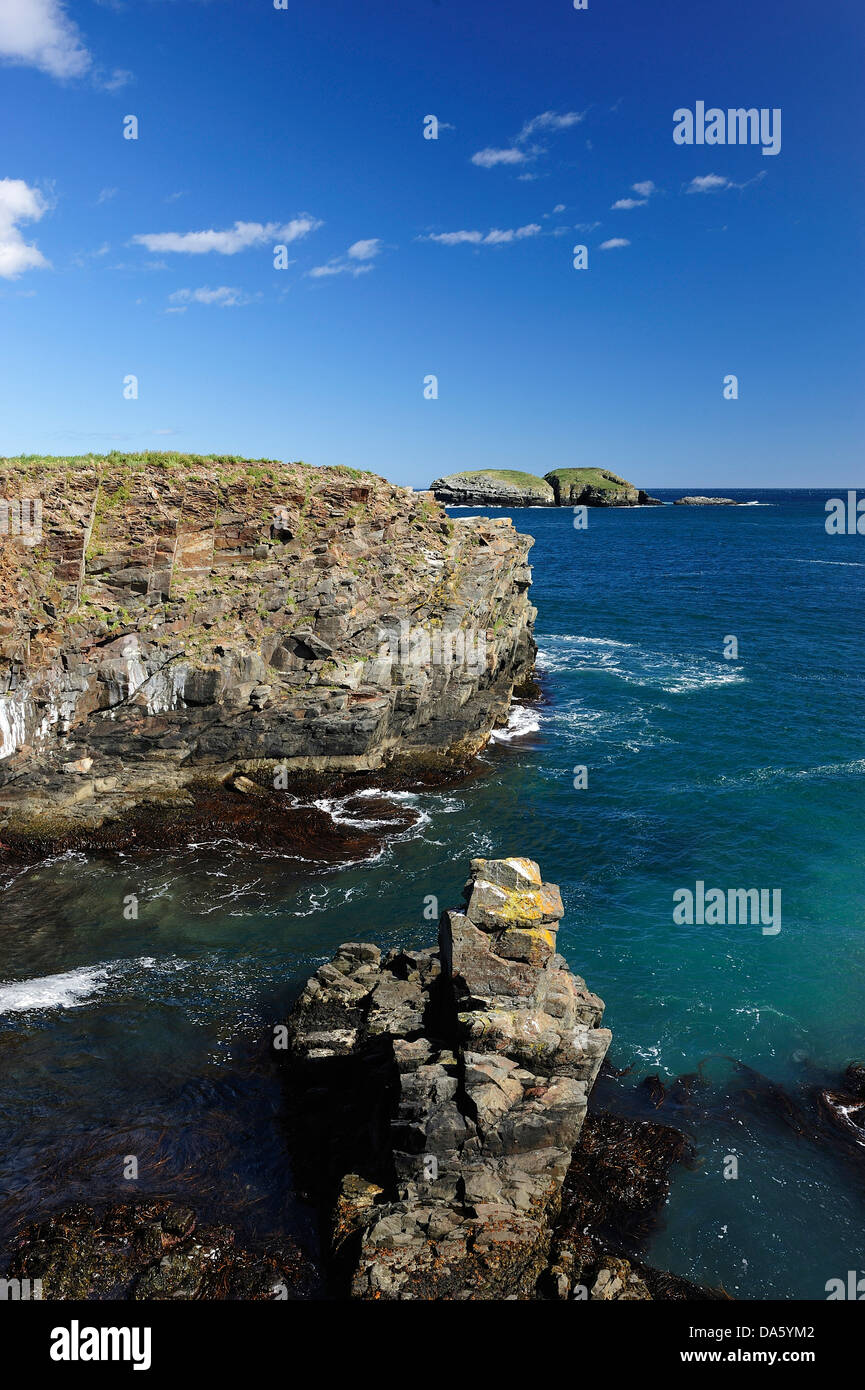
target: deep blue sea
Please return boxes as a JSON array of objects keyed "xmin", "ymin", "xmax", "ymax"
[{"xmin": 1, "ymin": 487, "xmax": 863, "ymax": 1298}]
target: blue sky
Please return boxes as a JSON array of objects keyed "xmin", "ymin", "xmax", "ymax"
[{"xmin": 0, "ymin": 0, "xmax": 862, "ymax": 487}]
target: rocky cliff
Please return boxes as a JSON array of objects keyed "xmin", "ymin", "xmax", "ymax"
[
  {"xmin": 285, "ymin": 856, "xmax": 611, "ymax": 1299},
  {"xmin": 429, "ymin": 469, "xmax": 556, "ymax": 507},
  {"xmin": 430, "ymin": 467, "xmax": 660, "ymax": 508},
  {"xmin": 0, "ymin": 455, "xmax": 536, "ymax": 846},
  {"xmin": 544, "ymin": 468, "xmax": 661, "ymax": 507}
]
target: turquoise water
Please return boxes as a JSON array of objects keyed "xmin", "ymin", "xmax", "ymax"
[{"xmin": 1, "ymin": 488, "xmax": 863, "ymax": 1297}]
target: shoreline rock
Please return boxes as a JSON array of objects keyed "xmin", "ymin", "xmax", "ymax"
[{"xmin": 5, "ymin": 1200, "xmax": 318, "ymax": 1301}]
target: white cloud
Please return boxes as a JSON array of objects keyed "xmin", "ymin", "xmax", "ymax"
[
  {"xmin": 517, "ymin": 110, "xmax": 585, "ymax": 142},
  {"xmin": 686, "ymin": 174, "xmax": 730, "ymax": 193},
  {"xmin": 472, "ymin": 110, "xmax": 585, "ymax": 171},
  {"xmin": 423, "ymin": 223, "xmax": 541, "ymax": 247},
  {"xmin": 599, "ymin": 237, "xmax": 630, "ymax": 250},
  {"xmin": 0, "ymin": 0, "xmax": 91, "ymax": 79},
  {"xmin": 308, "ymin": 238, "xmax": 383, "ymax": 278},
  {"xmin": 102, "ymin": 67, "xmax": 132, "ymax": 91},
  {"xmin": 0, "ymin": 178, "xmax": 50, "ymax": 279},
  {"xmin": 308, "ymin": 261, "xmax": 373, "ymax": 278},
  {"xmin": 686, "ymin": 171, "xmax": 768, "ymax": 194},
  {"xmin": 471, "ymin": 147, "xmax": 528, "ymax": 168},
  {"xmin": 133, "ymin": 216, "xmax": 321, "ymax": 255},
  {"xmin": 347, "ymin": 238, "xmax": 381, "ymax": 261},
  {"xmin": 167, "ymin": 286, "xmax": 253, "ymax": 309},
  {"xmin": 612, "ymin": 180, "xmax": 657, "ymax": 210}
]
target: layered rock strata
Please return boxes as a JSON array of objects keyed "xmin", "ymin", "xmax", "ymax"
[
  {"xmin": 285, "ymin": 856, "xmax": 611, "ymax": 1299},
  {"xmin": 0, "ymin": 456, "xmax": 536, "ymax": 841},
  {"xmin": 429, "ymin": 470, "xmax": 555, "ymax": 508}
]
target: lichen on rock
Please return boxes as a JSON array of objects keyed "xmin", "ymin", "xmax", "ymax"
[{"xmin": 283, "ymin": 857, "xmax": 611, "ymax": 1299}]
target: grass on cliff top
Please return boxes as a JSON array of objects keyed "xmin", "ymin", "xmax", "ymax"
[
  {"xmin": 0, "ymin": 451, "xmax": 377, "ymax": 482},
  {"xmin": 543, "ymin": 467, "xmax": 631, "ymax": 490},
  {"xmin": 444, "ymin": 469, "xmax": 551, "ymax": 488}
]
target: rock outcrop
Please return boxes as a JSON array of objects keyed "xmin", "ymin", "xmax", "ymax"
[
  {"xmin": 6, "ymin": 1199, "xmax": 318, "ymax": 1300},
  {"xmin": 544, "ymin": 468, "xmax": 661, "ymax": 507},
  {"xmin": 284, "ymin": 856, "xmax": 611, "ymax": 1299},
  {"xmin": 674, "ymin": 496, "xmax": 739, "ymax": 506},
  {"xmin": 429, "ymin": 467, "xmax": 660, "ymax": 508},
  {"xmin": 429, "ymin": 470, "xmax": 556, "ymax": 508},
  {"xmin": 0, "ymin": 455, "xmax": 537, "ymax": 845}
]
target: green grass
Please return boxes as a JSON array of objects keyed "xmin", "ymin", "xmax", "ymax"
[
  {"xmin": 543, "ymin": 467, "xmax": 633, "ymax": 491},
  {"xmin": 442, "ymin": 469, "xmax": 550, "ymax": 488}
]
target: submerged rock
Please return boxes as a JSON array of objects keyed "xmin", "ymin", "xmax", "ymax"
[{"xmin": 5, "ymin": 1199, "xmax": 318, "ymax": 1300}]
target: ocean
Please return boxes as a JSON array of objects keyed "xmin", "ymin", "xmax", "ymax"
[{"xmin": 1, "ymin": 487, "xmax": 863, "ymax": 1298}]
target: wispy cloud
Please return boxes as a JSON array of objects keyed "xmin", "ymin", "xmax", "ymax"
[
  {"xmin": 599, "ymin": 237, "xmax": 630, "ymax": 250},
  {"xmin": 422, "ymin": 223, "xmax": 541, "ymax": 247},
  {"xmin": 0, "ymin": 0, "xmax": 90, "ymax": 80},
  {"xmin": 472, "ymin": 109, "xmax": 585, "ymax": 171},
  {"xmin": 133, "ymin": 216, "xmax": 321, "ymax": 255},
  {"xmin": 167, "ymin": 286, "xmax": 255, "ymax": 311},
  {"xmin": 516, "ymin": 110, "xmax": 585, "ymax": 142},
  {"xmin": 0, "ymin": 178, "xmax": 50, "ymax": 279},
  {"xmin": 686, "ymin": 172, "xmax": 767, "ymax": 194},
  {"xmin": 471, "ymin": 146, "xmax": 531, "ymax": 169},
  {"xmin": 612, "ymin": 180, "xmax": 657, "ymax": 210},
  {"xmin": 308, "ymin": 237, "xmax": 383, "ymax": 278}
]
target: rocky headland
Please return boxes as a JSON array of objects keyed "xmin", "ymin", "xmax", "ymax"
[
  {"xmin": 430, "ymin": 467, "xmax": 661, "ymax": 509},
  {"xmin": 0, "ymin": 454, "xmax": 537, "ymax": 852}
]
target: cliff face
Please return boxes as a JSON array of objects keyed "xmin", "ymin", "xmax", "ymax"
[
  {"xmin": 429, "ymin": 470, "xmax": 556, "ymax": 507},
  {"xmin": 0, "ymin": 455, "xmax": 536, "ymax": 841},
  {"xmin": 544, "ymin": 468, "xmax": 661, "ymax": 507}
]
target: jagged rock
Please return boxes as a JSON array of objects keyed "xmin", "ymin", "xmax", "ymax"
[
  {"xmin": 283, "ymin": 857, "xmax": 611, "ymax": 1299},
  {"xmin": 0, "ymin": 456, "xmax": 537, "ymax": 848},
  {"xmin": 5, "ymin": 1200, "xmax": 318, "ymax": 1300}
]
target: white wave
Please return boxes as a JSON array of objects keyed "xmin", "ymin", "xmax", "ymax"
[
  {"xmin": 537, "ymin": 634, "xmax": 746, "ymax": 694},
  {"xmin": 787, "ymin": 559, "xmax": 865, "ymax": 568},
  {"xmin": 489, "ymin": 705, "xmax": 541, "ymax": 742},
  {"xmin": 0, "ymin": 955, "xmax": 187, "ymax": 1015},
  {"xmin": 0, "ymin": 964, "xmax": 113, "ymax": 1013}
]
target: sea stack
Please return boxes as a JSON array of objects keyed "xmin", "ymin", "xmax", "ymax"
[{"xmin": 284, "ymin": 856, "xmax": 611, "ymax": 1299}]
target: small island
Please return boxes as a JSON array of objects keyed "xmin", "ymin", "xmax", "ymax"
[
  {"xmin": 673, "ymin": 496, "xmax": 740, "ymax": 506},
  {"xmin": 430, "ymin": 467, "xmax": 661, "ymax": 508}
]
